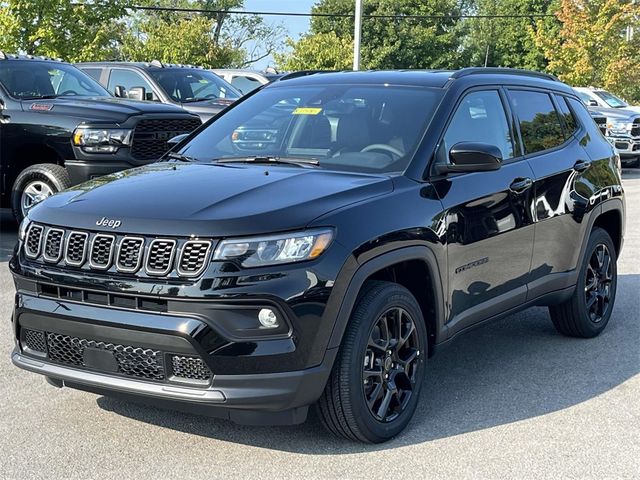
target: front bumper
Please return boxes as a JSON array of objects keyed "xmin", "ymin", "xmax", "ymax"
[{"xmin": 605, "ymin": 136, "xmax": 640, "ymax": 158}]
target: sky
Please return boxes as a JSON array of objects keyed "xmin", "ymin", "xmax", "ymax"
[{"xmin": 242, "ymin": 0, "xmax": 317, "ymax": 69}]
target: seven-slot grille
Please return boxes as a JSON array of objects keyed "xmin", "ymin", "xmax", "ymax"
[
  {"xmin": 20, "ymin": 329, "xmax": 213, "ymax": 385},
  {"xmin": 24, "ymin": 224, "xmax": 212, "ymax": 278},
  {"xmin": 131, "ymin": 117, "xmax": 202, "ymax": 160}
]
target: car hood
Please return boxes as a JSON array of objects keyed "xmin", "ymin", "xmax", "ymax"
[
  {"xmin": 30, "ymin": 162, "xmax": 393, "ymax": 236},
  {"xmin": 22, "ymin": 96, "xmax": 191, "ymax": 123},
  {"xmin": 180, "ymin": 98, "xmax": 236, "ymax": 122},
  {"xmin": 589, "ymin": 106, "xmax": 640, "ymax": 121}
]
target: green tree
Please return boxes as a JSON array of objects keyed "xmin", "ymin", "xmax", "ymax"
[
  {"xmin": 121, "ymin": 0, "xmax": 284, "ymax": 67},
  {"xmin": 462, "ymin": 0, "xmax": 557, "ymax": 69},
  {"xmin": 535, "ymin": 0, "xmax": 640, "ymax": 101},
  {"xmin": 275, "ymin": 32, "xmax": 352, "ymax": 70},
  {"xmin": 279, "ymin": 0, "xmax": 466, "ymax": 70},
  {"xmin": 0, "ymin": 0, "xmax": 126, "ymax": 61}
]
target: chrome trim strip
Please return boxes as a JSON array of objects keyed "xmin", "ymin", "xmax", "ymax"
[
  {"xmin": 144, "ymin": 238, "xmax": 177, "ymax": 276},
  {"xmin": 89, "ymin": 233, "xmax": 116, "ymax": 270},
  {"xmin": 12, "ymin": 351, "xmax": 225, "ymax": 404},
  {"xmin": 64, "ymin": 231, "xmax": 89, "ymax": 267},
  {"xmin": 42, "ymin": 227, "xmax": 65, "ymax": 263},
  {"xmin": 176, "ymin": 240, "xmax": 212, "ymax": 278},
  {"xmin": 115, "ymin": 236, "xmax": 145, "ymax": 273}
]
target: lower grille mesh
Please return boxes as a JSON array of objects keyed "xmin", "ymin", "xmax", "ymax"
[
  {"xmin": 24, "ymin": 329, "xmax": 47, "ymax": 353},
  {"xmin": 46, "ymin": 332, "xmax": 165, "ymax": 381},
  {"xmin": 171, "ymin": 356, "xmax": 212, "ymax": 381}
]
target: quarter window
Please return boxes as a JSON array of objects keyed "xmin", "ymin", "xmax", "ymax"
[
  {"xmin": 510, "ymin": 90, "xmax": 565, "ymax": 155},
  {"xmin": 556, "ymin": 96, "xmax": 578, "ymax": 136},
  {"xmin": 443, "ymin": 90, "xmax": 514, "ymax": 160}
]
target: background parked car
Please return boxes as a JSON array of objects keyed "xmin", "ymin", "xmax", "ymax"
[
  {"xmin": 575, "ymin": 88, "xmax": 640, "ymax": 167},
  {"xmin": 211, "ymin": 68, "xmax": 284, "ymax": 94},
  {"xmin": 0, "ymin": 53, "xmax": 201, "ymax": 222},
  {"xmin": 78, "ymin": 61, "xmax": 241, "ymax": 121}
]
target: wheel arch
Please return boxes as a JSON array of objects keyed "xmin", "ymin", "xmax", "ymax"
[{"xmin": 326, "ymin": 246, "xmax": 446, "ymax": 358}]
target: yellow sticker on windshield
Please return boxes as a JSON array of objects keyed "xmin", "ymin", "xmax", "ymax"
[{"xmin": 292, "ymin": 107, "xmax": 322, "ymax": 115}]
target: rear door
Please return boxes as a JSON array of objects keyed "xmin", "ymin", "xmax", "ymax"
[
  {"xmin": 435, "ymin": 89, "xmax": 536, "ymax": 336},
  {"xmin": 506, "ymin": 89, "xmax": 601, "ymax": 299}
]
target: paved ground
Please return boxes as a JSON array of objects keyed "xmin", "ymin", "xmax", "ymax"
[{"xmin": 0, "ymin": 170, "xmax": 638, "ymax": 480}]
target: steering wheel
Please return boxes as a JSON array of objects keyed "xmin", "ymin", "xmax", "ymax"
[
  {"xmin": 360, "ymin": 143, "xmax": 403, "ymax": 158},
  {"xmin": 58, "ymin": 90, "xmax": 79, "ymax": 96}
]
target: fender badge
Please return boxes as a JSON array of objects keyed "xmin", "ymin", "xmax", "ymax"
[{"xmin": 30, "ymin": 103, "xmax": 53, "ymax": 111}]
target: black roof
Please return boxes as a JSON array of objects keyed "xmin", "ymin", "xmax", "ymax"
[{"xmin": 268, "ymin": 68, "xmax": 572, "ymax": 93}]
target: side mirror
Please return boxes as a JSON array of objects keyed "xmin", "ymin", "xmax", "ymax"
[
  {"xmin": 113, "ymin": 85, "xmax": 127, "ymax": 98},
  {"xmin": 436, "ymin": 142, "xmax": 502, "ymax": 174},
  {"xmin": 167, "ymin": 133, "xmax": 189, "ymax": 146},
  {"xmin": 128, "ymin": 86, "xmax": 146, "ymax": 101},
  {"xmin": 588, "ymin": 100, "xmax": 599, "ymax": 107}
]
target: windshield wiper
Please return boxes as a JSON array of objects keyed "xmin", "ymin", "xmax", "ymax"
[
  {"xmin": 165, "ymin": 152, "xmax": 197, "ymax": 162},
  {"xmin": 215, "ymin": 156, "xmax": 319, "ymax": 167}
]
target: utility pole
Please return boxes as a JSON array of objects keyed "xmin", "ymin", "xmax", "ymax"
[{"xmin": 353, "ymin": 0, "xmax": 363, "ymax": 70}]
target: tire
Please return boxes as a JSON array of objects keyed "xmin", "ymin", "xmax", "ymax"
[
  {"xmin": 316, "ymin": 281, "xmax": 428, "ymax": 443},
  {"xmin": 549, "ymin": 227, "xmax": 617, "ymax": 338},
  {"xmin": 11, "ymin": 164, "xmax": 71, "ymax": 223}
]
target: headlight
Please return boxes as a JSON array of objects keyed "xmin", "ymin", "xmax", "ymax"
[
  {"xmin": 72, "ymin": 127, "xmax": 132, "ymax": 153},
  {"xmin": 607, "ymin": 121, "xmax": 633, "ymax": 134},
  {"xmin": 18, "ymin": 216, "xmax": 31, "ymax": 241},
  {"xmin": 213, "ymin": 229, "xmax": 334, "ymax": 267}
]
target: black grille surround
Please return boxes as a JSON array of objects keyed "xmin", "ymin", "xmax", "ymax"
[
  {"xmin": 20, "ymin": 329, "xmax": 213, "ymax": 385},
  {"xmin": 23, "ymin": 223, "xmax": 215, "ymax": 279},
  {"xmin": 131, "ymin": 117, "xmax": 202, "ymax": 161}
]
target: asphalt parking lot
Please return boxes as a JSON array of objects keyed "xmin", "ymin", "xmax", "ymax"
[{"xmin": 0, "ymin": 171, "xmax": 638, "ymax": 480}]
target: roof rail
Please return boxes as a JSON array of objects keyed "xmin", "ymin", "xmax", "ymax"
[
  {"xmin": 278, "ymin": 70, "xmax": 334, "ymax": 82},
  {"xmin": 451, "ymin": 67, "xmax": 559, "ymax": 82}
]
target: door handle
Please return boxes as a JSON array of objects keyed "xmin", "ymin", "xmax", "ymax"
[
  {"xmin": 573, "ymin": 160, "xmax": 591, "ymax": 172},
  {"xmin": 509, "ymin": 177, "xmax": 533, "ymax": 193}
]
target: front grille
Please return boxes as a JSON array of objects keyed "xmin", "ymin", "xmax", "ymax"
[
  {"xmin": 178, "ymin": 241, "xmax": 212, "ymax": 277},
  {"xmin": 632, "ymin": 119, "xmax": 640, "ymax": 137},
  {"xmin": 43, "ymin": 228, "xmax": 64, "ymax": 262},
  {"xmin": 593, "ymin": 116, "xmax": 607, "ymax": 136},
  {"xmin": 90, "ymin": 234, "xmax": 115, "ymax": 269},
  {"xmin": 145, "ymin": 239, "xmax": 176, "ymax": 275},
  {"xmin": 25, "ymin": 224, "xmax": 213, "ymax": 278},
  {"xmin": 131, "ymin": 118, "xmax": 201, "ymax": 160},
  {"xmin": 46, "ymin": 332, "xmax": 165, "ymax": 381},
  {"xmin": 171, "ymin": 355, "xmax": 212, "ymax": 382},
  {"xmin": 25, "ymin": 224, "xmax": 44, "ymax": 258},
  {"xmin": 65, "ymin": 231, "xmax": 88, "ymax": 266},
  {"xmin": 116, "ymin": 237, "xmax": 145, "ymax": 272},
  {"xmin": 21, "ymin": 329, "xmax": 213, "ymax": 386}
]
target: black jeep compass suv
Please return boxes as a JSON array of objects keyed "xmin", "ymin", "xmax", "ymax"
[{"xmin": 9, "ymin": 68, "xmax": 625, "ymax": 443}]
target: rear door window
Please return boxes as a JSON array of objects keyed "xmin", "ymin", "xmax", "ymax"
[{"xmin": 509, "ymin": 90, "xmax": 565, "ymax": 155}]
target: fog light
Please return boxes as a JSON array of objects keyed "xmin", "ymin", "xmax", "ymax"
[{"xmin": 258, "ymin": 308, "xmax": 279, "ymax": 329}]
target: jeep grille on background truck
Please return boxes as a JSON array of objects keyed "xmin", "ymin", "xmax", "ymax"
[
  {"xmin": 131, "ymin": 118, "xmax": 202, "ymax": 160},
  {"xmin": 23, "ymin": 223, "xmax": 213, "ymax": 278}
]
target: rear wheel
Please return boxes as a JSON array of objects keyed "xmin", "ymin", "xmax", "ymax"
[
  {"xmin": 316, "ymin": 281, "xmax": 428, "ymax": 443},
  {"xmin": 11, "ymin": 164, "xmax": 70, "ymax": 222},
  {"xmin": 549, "ymin": 227, "xmax": 617, "ymax": 338}
]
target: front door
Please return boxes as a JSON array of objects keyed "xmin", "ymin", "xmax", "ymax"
[{"xmin": 433, "ymin": 89, "xmax": 535, "ymax": 337}]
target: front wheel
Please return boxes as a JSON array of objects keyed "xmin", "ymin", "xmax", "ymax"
[
  {"xmin": 11, "ymin": 164, "xmax": 71, "ymax": 223},
  {"xmin": 549, "ymin": 227, "xmax": 617, "ymax": 338},
  {"xmin": 316, "ymin": 281, "xmax": 428, "ymax": 443}
]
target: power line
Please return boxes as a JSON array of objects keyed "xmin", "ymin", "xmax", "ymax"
[{"xmin": 71, "ymin": 3, "xmax": 556, "ymax": 20}]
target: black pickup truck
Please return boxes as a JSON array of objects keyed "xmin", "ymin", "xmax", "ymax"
[{"xmin": 0, "ymin": 54, "xmax": 202, "ymax": 221}]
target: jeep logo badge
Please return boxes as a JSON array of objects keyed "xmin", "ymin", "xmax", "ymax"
[{"xmin": 96, "ymin": 217, "xmax": 122, "ymax": 229}]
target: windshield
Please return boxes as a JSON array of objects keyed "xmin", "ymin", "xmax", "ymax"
[
  {"xmin": 595, "ymin": 90, "xmax": 628, "ymax": 108},
  {"xmin": 0, "ymin": 61, "xmax": 110, "ymax": 100},
  {"xmin": 148, "ymin": 68, "xmax": 241, "ymax": 103},
  {"xmin": 179, "ymin": 84, "xmax": 442, "ymax": 174}
]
